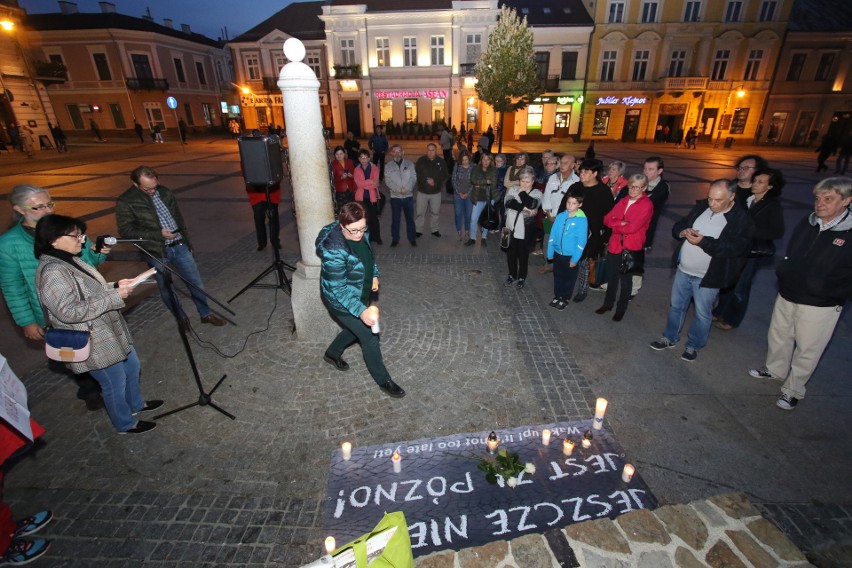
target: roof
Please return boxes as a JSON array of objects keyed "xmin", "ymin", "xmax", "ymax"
[
  {"xmin": 231, "ymin": 1, "xmax": 325, "ymax": 43},
  {"xmin": 787, "ymin": 0, "xmax": 852, "ymax": 32},
  {"xmin": 24, "ymin": 12, "xmax": 223, "ymax": 47},
  {"xmin": 327, "ymin": 0, "xmax": 451, "ymax": 10},
  {"xmin": 501, "ymin": 0, "xmax": 594, "ymax": 26}
]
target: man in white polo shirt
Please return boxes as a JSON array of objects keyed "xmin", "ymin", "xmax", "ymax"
[{"xmin": 650, "ymin": 179, "xmax": 753, "ymax": 361}]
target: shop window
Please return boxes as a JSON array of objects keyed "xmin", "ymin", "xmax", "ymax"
[
  {"xmin": 527, "ymin": 105, "xmax": 543, "ymax": 130},
  {"xmin": 593, "ymin": 109, "xmax": 611, "ymax": 136},
  {"xmin": 379, "ymin": 99, "xmax": 393, "ymax": 123},
  {"xmin": 255, "ymin": 107, "xmax": 269, "ymax": 128},
  {"xmin": 143, "ymin": 102, "xmax": 165, "ymax": 130},
  {"xmin": 404, "ymin": 98, "xmax": 418, "ymax": 123},
  {"xmin": 202, "ymin": 102, "xmax": 213, "ymax": 126},
  {"xmin": 432, "ymin": 98, "xmax": 445, "ymax": 122},
  {"xmin": 730, "ymin": 108, "xmax": 749, "ymax": 134}
]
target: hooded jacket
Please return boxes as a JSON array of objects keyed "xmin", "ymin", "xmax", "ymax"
[{"xmin": 316, "ymin": 222, "xmax": 379, "ymax": 317}]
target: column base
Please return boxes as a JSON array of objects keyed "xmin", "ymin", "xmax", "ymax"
[{"xmin": 290, "ymin": 261, "xmax": 340, "ymax": 342}]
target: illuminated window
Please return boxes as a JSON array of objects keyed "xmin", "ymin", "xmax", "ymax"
[
  {"xmin": 593, "ymin": 109, "xmax": 610, "ymax": 136},
  {"xmin": 431, "ymin": 36, "xmax": 445, "ymax": 66},
  {"xmin": 379, "ymin": 99, "xmax": 393, "ymax": 123},
  {"xmin": 432, "ymin": 98, "xmax": 445, "ymax": 122},
  {"xmin": 404, "ymin": 37, "xmax": 417, "ymax": 67},
  {"xmin": 404, "ymin": 98, "xmax": 418, "ymax": 122},
  {"xmin": 527, "ymin": 104, "xmax": 543, "ymax": 130},
  {"xmin": 376, "ymin": 38, "xmax": 389, "ymax": 67},
  {"xmin": 340, "ymin": 39, "xmax": 356, "ymax": 66}
]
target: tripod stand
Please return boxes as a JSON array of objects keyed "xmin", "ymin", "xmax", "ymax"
[
  {"xmin": 131, "ymin": 244, "xmax": 237, "ymax": 421},
  {"xmin": 228, "ymin": 180, "xmax": 295, "ymax": 302}
]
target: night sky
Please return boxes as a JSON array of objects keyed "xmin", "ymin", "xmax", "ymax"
[{"xmin": 19, "ymin": 0, "xmax": 295, "ymax": 41}]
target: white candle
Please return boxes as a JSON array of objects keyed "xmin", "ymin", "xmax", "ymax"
[
  {"xmin": 593, "ymin": 398, "xmax": 608, "ymax": 430},
  {"xmin": 622, "ymin": 463, "xmax": 635, "ymax": 483},
  {"xmin": 562, "ymin": 438, "xmax": 574, "ymax": 456},
  {"xmin": 324, "ymin": 536, "xmax": 336, "ymax": 554},
  {"xmin": 541, "ymin": 429, "xmax": 551, "ymax": 446},
  {"xmin": 486, "ymin": 432, "xmax": 499, "ymax": 453},
  {"xmin": 392, "ymin": 451, "xmax": 401, "ymax": 473},
  {"xmin": 341, "ymin": 442, "xmax": 352, "ymax": 461}
]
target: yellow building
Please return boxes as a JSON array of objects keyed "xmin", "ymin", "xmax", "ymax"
[{"xmin": 583, "ymin": 0, "xmax": 793, "ymax": 144}]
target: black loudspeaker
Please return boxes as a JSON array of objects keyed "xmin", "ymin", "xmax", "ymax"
[{"xmin": 238, "ymin": 136, "xmax": 283, "ymax": 186}]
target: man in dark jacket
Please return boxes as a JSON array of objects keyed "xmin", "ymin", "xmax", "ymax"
[
  {"xmin": 116, "ymin": 166, "xmax": 225, "ymax": 329},
  {"xmin": 749, "ymin": 177, "xmax": 852, "ymax": 410},
  {"xmin": 368, "ymin": 125, "xmax": 389, "ymax": 181},
  {"xmin": 650, "ymin": 179, "xmax": 753, "ymax": 361},
  {"xmin": 414, "ymin": 143, "xmax": 449, "ymax": 237}
]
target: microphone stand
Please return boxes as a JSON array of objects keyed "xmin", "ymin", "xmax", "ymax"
[
  {"xmin": 228, "ymin": 180, "xmax": 295, "ymax": 302},
  {"xmin": 130, "ymin": 243, "xmax": 236, "ymax": 421}
]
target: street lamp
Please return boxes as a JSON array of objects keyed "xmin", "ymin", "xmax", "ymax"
[
  {"xmin": 1, "ymin": 17, "xmax": 53, "ymax": 139},
  {"xmin": 714, "ymin": 84, "xmax": 746, "ymax": 148}
]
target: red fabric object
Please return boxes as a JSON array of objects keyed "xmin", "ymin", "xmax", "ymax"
[
  {"xmin": 604, "ymin": 194, "xmax": 653, "ymax": 253},
  {"xmin": 603, "ymin": 175, "xmax": 628, "ymax": 198},
  {"xmin": 246, "ymin": 182, "xmax": 281, "ymax": 206},
  {"xmin": 353, "ymin": 163, "xmax": 380, "ymax": 203},
  {"xmin": 0, "ymin": 418, "xmax": 44, "ymax": 552},
  {"xmin": 331, "ymin": 159, "xmax": 357, "ymax": 193}
]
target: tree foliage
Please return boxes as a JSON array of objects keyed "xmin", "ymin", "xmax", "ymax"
[{"xmin": 474, "ymin": 6, "xmax": 540, "ymax": 115}]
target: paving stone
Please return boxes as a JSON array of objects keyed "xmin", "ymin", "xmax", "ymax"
[
  {"xmin": 708, "ymin": 493, "xmax": 762, "ymax": 520},
  {"xmin": 705, "ymin": 540, "xmax": 748, "ymax": 568},
  {"xmin": 458, "ymin": 540, "xmax": 509, "ymax": 567},
  {"xmin": 416, "ymin": 549, "xmax": 456, "ymax": 568},
  {"xmin": 510, "ymin": 533, "xmax": 554, "ymax": 568},
  {"xmin": 564, "ymin": 517, "xmax": 631, "ymax": 554},
  {"xmin": 692, "ymin": 500, "xmax": 728, "ymax": 528},
  {"xmin": 581, "ymin": 548, "xmax": 631, "ymax": 568},
  {"xmin": 674, "ymin": 546, "xmax": 706, "ymax": 568},
  {"xmin": 656, "ymin": 504, "xmax": 710, "ymax": 550},
  {"xmin": 616, "ymin": 509, "xmax": 672, "ymax": 545},
  {"xmin": 725, "ymin": 529, "xmax": 779, "ymax": 568},
  {"xmin": 746, "ymin": 518, "xmax": 807, "ymax": 562},
  {"xmin": 638, "ymin": 550, "xmax": 675, "ymax": 568}
]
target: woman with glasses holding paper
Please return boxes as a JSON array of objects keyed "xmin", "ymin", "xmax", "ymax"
[
  {"xmin": 316, "ymin": 202, "xmax": 405, "ymax": 399},
  {"xmin": 34, "ymin": 214, "xmax": 162, "ymax": 434}
]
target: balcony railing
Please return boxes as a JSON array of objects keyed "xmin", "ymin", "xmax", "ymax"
[
  {"xmin": 538, "ymin": 75, "xmax": 561, "ymax": 92},
  {"xmin": 662, "ymin": 76, "xmax": 708, "ymax": 90},
  {"xmin": 459, "ymin": 63, "xmax": 476, "ymax": 76},
  {"xmin": 333, "ymin": 65, "xmax": 360, "ymax": 79},
  {"xmin": 126, "ymin": 77, "xmax": 169, "ymax": 91}
]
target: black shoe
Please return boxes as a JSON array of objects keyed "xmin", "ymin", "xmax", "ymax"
[
  {"xmin": 391, "ymin": 241, "xmax": 399, "ymax": 247},
  {"xmin": 134, "ymin": 400, "xmax": 164, "ymax": 415},
  {"xmin": 410, "ymin": 240, "xmax": 417, "ymax": 247},
  {"xmin": 464, "ymin": 239, "xmax": 475, "ymax": 247},
  {"xmin": 572, "ymin": 292, "xmax": 587, "ymax": 303},
  {"xmin": 612, "ymin": 311, "xmax": 625, "ymax": 322},
  {"xmin": 379, "ymin": 380, "xmax": 406, "ymax": 398},
  {"xmin": 84, "ymin": 395, "xmax": 104, "ymax": 412},
  {"xmin": 256, "ymin": 245, "xmax": 266, "ymax": 251},
  {"xmin": 416, "ymin": 232, "xmax": 423, "ymax": 238},
  {"xmin": 201, "ymin": 314, "xmax": 226, "ymax": 326},
  {"xmin": 595, "ymin": 305, "xmax": 612, "ymax": 315},
  {"xmin": 121, "ymin": 421, "xmax": 157, "ymax": 435},
  {"xmin": 323, "ymin": 354, "xmax": 349, "ymax": 371},
  {"xmin": 432, "ymin": 231, "xmax": 441, "ymax": 237},
  {"xmin": 178, "ymin": 317, "xmax": 191, "ymax": 332}
]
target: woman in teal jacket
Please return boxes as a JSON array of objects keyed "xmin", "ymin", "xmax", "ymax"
[
  {"xmin": 316, "ymin": 202, "xmax": 405, "ymax": 398},
  {"xmin": 546, "ymin": 195, "xmax": 588, "ymax": 310}
]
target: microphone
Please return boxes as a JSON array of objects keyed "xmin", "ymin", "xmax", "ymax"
[{"xmin": 95, "ymin": 235, "xmax": 148, "ymax": 253}]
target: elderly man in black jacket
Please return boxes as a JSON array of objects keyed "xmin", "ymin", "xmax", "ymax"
[
  {"xmin": 650, "ymin": 179, "xmax": 753, "ymax": 362},
  {"xmin": 749, "ymin": 177, "xmax": 852, "ymax": 410}
]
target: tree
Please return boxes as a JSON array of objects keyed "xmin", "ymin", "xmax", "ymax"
[{"xmin": 474, "ymin": 6, "xmax": 540, "ymax": 153}]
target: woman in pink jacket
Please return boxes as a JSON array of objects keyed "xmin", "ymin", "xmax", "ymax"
[
  {"xmin": 596, "ymin": 174, "xmax": 653, "ymax": 321},
  {"xmin": 353, "ymin": 149, "xmax": 382, "ymax": 244}
]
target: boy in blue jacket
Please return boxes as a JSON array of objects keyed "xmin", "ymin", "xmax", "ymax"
[{"xmin": 546, "ymin": 195, "xmax": 588, "ymax": 310}]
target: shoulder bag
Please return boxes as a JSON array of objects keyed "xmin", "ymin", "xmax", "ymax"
[
  {"xmin": 478, "ymin": 191, "xmax": 500, "ymax": 231},
  {"xmin": 501, "ymin": 207, "xmax": 521, "ymax": 250},
  {"xmin": 619, "ymin": 235, "xmax": 645, "ymax": 275},
  {"xmin": 40, "ymin": 267, "xmax": 93, "ymax": 363}
]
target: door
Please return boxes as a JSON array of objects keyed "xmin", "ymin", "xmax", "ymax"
[
  {"xmin": 555, "ymin": 112, "xmax": 570, "ymax": 138},
  {"xmin": 792, "ymin": 111, "xmax": 815, "ymax": 146},
  {"xmin": 700, "ymin": 108, "xmax": 718, "ymax": 141},
  {"xmin": 344, "ymin": 100, "xmax": 361, "ymax": 137},
  {"xmin": 621, "ymin": 109, "xmax": 640, "ymax": 142}
]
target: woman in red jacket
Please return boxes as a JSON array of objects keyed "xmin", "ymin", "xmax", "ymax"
[
  {"xmin": 331, "ymin": 146, "xmax": 356, "ymax": 212},
  {"xmin": 353, "ymin": 149, "xmax": 382, "ymax": 244},
  {"xmin": 597, "ymin": 174, "xmax": 654, "ymax": 321}
]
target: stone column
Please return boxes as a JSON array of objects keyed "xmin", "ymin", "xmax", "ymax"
[{"xmin": 278, "ymin": 38, "xmax": 338, "ymax": 341}]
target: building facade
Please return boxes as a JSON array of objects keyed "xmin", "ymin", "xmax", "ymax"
[
  {"xmin": 227, "ymin": 1, "xmax": 331, "ymax": 134},
  {"xmin": 24, "ymin": 1, "xmax": 232, "ymax": 140},
  {"xmin": 583, "ymin": 0, "xmax": 792, "ymax": 144},
  {"xmin": 761, "ymin": 0, "xmax": 852, "ymax": 146}
]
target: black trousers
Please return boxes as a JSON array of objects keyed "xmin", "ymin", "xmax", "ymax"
[
  {"xmin": 372, "ymin": 152, "xmax": 386, "ymax": 180},
  {"xmin": 251, "ymin": 201, "xmax": 280, "ymax": 249},
  {"xmin": 506, "ymin": 224, "xmax": 535, "ymax": 280},
  {"xmin": 603, "ymin": 250, "xmax": 643, "ymax": 312},
  {"xmin": 326, "ymin": 310, "xmax": 391, "ymax": 387}
]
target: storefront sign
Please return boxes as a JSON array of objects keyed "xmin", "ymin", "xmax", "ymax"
[
  {"xmin": 659, "ymin": 103, "xmax": 688, "ymax": 115},
  {"xmin": 324, "ymin": 420, "xmax": 656, "ymax": 557},
  {"xmin": 240, "ymin": 94, "xmax": 283, "ymax": 107},
  {"xmin": 374, "ymin": 90, "xmax": 447, "ymax": 99},
  {"xmin": 596, "ymin": 96, "xmax": 647, "ymax": 107}
]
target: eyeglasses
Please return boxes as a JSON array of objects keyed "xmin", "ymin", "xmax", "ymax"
[
  {"xmin": 28, "ymin": 201, "xmax": 55, "ymax": 211},
  {"xmin": 63, "ymin": 233, "xmax": 86, "ymax": 241},
  {"xmin": 343, "ymin": 226, "xmax": 368, "ymax": 235},
  {"xmin": 736, "ymin": 165, "xmax": 755, "ymax": 171}
]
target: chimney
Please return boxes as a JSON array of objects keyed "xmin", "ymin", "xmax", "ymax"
[
  {"xmin": 98, "ymin": 2, "xmax": 116, "ymax": 13},
  {"xmin": 180, "ymin": 23, "xmax": 191, "ymax": 33},
  {"xmin": 58, "ymin": 1, "xmax": 78, "ymax": 14},
  {"xmin": 163, "ymin": 18, "xmax": 173, "ymax": 29}
]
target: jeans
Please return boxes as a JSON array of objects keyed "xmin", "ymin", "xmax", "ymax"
[
  {"xmin": 326, "ymin": 310, "xmax": 392, "ymax": 387},
  {"xmin": 662, "ymin": 269, "xmax": 719, "ymax": 351},
  {"xmin": 88, "ymin": 346, "xmax": 144, "ymax": 432},
  {"xmin": 453, "ymin": 194, "xmax": 472, "ymax": 232},
  {"xmin": 552, "ymin": 253, "xmax": 579, "ymax": 300},
  {"xmin": 391, "ymin": 196, "xmax": 416, "ymax": 243},
  {"xmin": 471, "ymin": 201, "xmax": 493, "ymax": 239},
  {"xmin": 251, "ymin": 201, "xmax": 280, "ymax": 249},
  {"xmin": 714, "ymin": 256, "xmax": 759, "ymax": 327},
  {"xmin": 149, "ymin": 243, "xmax": 212, "ymax": 319}
]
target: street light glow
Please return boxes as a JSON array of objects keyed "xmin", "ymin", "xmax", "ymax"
[{"xmin": 0, "ymin": 19, "xmax": 15, "ymax": 31}]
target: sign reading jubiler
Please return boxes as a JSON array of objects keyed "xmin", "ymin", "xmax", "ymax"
[
  {"xmin": 596, "ymin": 96, "xmax": 648, "ymax": 107},
  {"xmin": 323, "ymin": 420, "xmax": 656, "ymax": 557}
]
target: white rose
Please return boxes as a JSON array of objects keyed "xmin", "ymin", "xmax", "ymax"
[
  {"xmin": 524, "ymin": 463, "xmax": 536, "ymax": 475},
  {"xmin": 507, "ymin": 476, "xmax": 518, "ymax": 488}
]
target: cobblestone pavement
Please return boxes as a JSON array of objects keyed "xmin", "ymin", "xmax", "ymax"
[{"xmin": 1, "ymin": 138, "xmax": 850, "ymax": 566}]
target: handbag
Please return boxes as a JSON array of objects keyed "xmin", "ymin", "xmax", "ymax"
[
  {"xmin": 479, "ymin": 198, "xmax": 500, "ymax": 231},
  {"xmin": 619, "ymin": 235, "xmax": 644, "ymax": 274},
  {"xmin": 40, "ymin": 266, "xmax": 93, "ymax": 363},
  {"xmin": 329, "ymin": 511, "xmax": 414, "ymax": 568},
  {"xmin": 501, "ymin": 208, "xmax": 521, "ymax": 250},
  {"xmin": 749, "ymin": 238, "xmax": 775, "ymax": 257}
]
